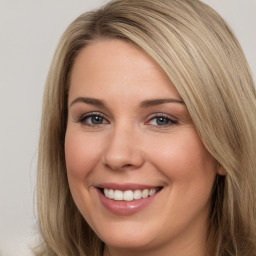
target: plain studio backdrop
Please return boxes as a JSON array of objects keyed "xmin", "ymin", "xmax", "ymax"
[{"xmin": 0, "ymin": 0, "xmax": 255, "ymax": 255}]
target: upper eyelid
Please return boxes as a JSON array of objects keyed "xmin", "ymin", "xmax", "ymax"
[
  {"xmin": 147, "ymin": 116, "xmax": 177, "ymax": 124},
  {"xmin": 144, "ymin": 113, "xmax": 179, "ymax": 127},
  {"xmin": 74, "ymin": 111, "xmax": 109, "ymax": 123},
  {"xmin": 80, "ymin": 111, "xmax": 107, "ymax": 118},
  {"xmin": 146, "ymin": 112, "xmax": 178, "ymax": 121},
  {"xmin": 74, "ymin": 111, "xmax": 179, "ymax": 124}
]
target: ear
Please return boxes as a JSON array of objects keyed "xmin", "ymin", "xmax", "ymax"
[{"xmin": 217, "ymin": 163, "xmax": 226, "ymax": 176}]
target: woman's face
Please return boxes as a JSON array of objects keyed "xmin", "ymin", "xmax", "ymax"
[{"xmin": 65, "ymin": 39, "xmax": 218, "ymax": 255}]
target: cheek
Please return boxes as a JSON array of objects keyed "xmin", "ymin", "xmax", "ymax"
[
  {"xmin": 147, "ymin": 131, "xmax": 216, "ymax": 225},
  {"xmin": 64, "ymin": 130, "xmax": 104, "ymax": 218},
  {"xmin": 147, "ymin": 129, "xmax": 216, "ymax": 182},
  {"xmin": 65, "ymin": 130, "xmax": 102, "ymax": 180}
]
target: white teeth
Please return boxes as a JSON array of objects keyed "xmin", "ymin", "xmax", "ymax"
[
  {"xmin": 149, "ymin": 188, "xmax": 156, "ymax": 196},
  {"xmin": 108, "ymin": 189, "xmax": 114, "ymax": 199},
  {"xmin": 133, "ymin": 190, "xmax": 142, "ymax": 200},
  {"xmin": 103, "ymin": 188, "xmax": 158, "ymax": 201},
  {"xmin": 142, "ymin": 189, "xmax": 149, "ymax": 198},
  {"xmin": 104, "ymin": 189, "xmax": 114, "ymax": 199},
  {"xmin": 123, "ymin": 190, "xmax": 133, "ymax": 201},
  {"xmin": 104, "ymin": 188, "xmax": 109, "ymax": 197},
  {"xmin": 114, "ymin": 190, "xmax": 123, "ymax": 200}
]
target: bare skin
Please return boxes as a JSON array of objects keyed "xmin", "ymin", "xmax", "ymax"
[{"xmin": 65, "ymin": 39, "xmax": 220, "ymax": 256}]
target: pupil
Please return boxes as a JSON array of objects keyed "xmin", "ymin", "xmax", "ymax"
[
  {"xmin": 156, "ymin": 117, "xmax": 168, "ymax": 125},
  {"xmin": 92, "ymin": 116, "xmax": 103, "ymax": 124}
]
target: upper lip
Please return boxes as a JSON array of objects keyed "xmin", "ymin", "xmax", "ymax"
[{"xmin": 95, "ymin": 183, "xmax": 162, "ymax": 191}]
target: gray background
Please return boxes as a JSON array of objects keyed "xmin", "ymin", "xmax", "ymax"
[{"xmin": 0, "ymin": 0, "xmax": 255, "ymax": 255}]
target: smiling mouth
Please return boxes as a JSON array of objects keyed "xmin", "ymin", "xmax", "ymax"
[{"xmin": 99, "ymin": 187, "xmax": 162, "ymax": 201}]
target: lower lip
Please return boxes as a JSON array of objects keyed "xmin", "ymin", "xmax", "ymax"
[{"xmin": 97, "ymin": 189, "xmax": 159, "ymax": 216}]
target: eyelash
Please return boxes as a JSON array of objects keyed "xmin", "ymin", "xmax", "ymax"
[
  {"xmin": 76, "ymin": 112, "xmax": 109, "ymax": 127},
  {"xmin": 75, "ymin": 112, "xmax": 178, "ymax": 128},
  {"xmin": 146, "ymin": 114, "xmax": 178, "ymax": 127}
]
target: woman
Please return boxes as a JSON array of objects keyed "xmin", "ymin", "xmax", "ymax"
[{"xmin": 37, "ymin": 0, "xmax": 256, "ymax": 255}]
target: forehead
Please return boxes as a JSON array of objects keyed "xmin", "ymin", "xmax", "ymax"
[
  {"xmin": 71, "ymin": 39, "xmax": 162, "ymax": 84},
  {"xmin": 69, "ymin": 39, "xmax": 181, "ymax": 101}
]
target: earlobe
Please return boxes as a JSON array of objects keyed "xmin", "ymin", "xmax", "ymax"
[{"xmin": 217, "ymin": 163, "xmax": 227, "ymax": 176}]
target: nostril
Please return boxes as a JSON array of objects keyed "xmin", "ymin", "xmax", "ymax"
[
  {"xmin": 123, "ymin": 164, "xmax": 133, "ymax": 168},
  {"xmin": 102, "ymin": 146, "xmax": 145, "ymax": 171}
]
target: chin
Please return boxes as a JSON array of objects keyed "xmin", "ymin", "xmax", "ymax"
[{"xmin": 94, "ymin": 223, "xmax": 156, "ymax": 249}]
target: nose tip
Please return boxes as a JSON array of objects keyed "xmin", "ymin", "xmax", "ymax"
[
  {"xmin": 103, "ymin": 148, "xmax": 145, "ymax": 171},
  {"xmin": 102, "ymin": 130, "xmax": 144, "ymax": 171},
  {"xmin": 103, "ymin": 154, "xmax": 144, "ymax": 171}
]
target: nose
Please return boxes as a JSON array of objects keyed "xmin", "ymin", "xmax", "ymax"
[{"xmin": 102, "ymin": 124, "xmax": 145, "ymax": 171}]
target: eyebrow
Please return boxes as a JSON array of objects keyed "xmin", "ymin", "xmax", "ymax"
[
  {"xmin": 69, "ymin": 97, "xmax": 184, "ymax": 108},
  {"xmin": 69, "ymin": 97, "xmax": 105, "ymax": 107},
  {"xmin": 140, "ymin": 98, "xmax": 184, "ymax": 108}
]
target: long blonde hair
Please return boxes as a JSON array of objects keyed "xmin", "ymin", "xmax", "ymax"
[{"xmin": 37, "ymin": 0, "xmax": 256, "ymax": 255}]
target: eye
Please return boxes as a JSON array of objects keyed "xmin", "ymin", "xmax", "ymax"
[
  {"xmin": 77, "ymin": 113, "xmax": 109, "ymax": 127},
  {"xmin": 146, "ymin": 115, "xmax": 178, "ymax": 127}
]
